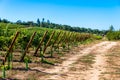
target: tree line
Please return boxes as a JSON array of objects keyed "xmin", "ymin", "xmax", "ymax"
[{"xmin": 0, "ymin": 18, "xmax": 108, "ymax": 35}]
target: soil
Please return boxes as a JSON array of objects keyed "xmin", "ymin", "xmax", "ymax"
[
  {"xmin": 38, "ymin": 41, "xmax": 118, "ymax": 80},
  {"xmin": 0, "ymin": 41, "xmax": 119, "ymax": 80}
]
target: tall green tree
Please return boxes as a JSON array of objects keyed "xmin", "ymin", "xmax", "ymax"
[
  {"xmin": 41, "ymin": 18, "xmax": 45, "ymax": 27},
  {"xmin": 46, "ymin": 20, "xmax": 50, "ymax": 28},
  {"xmin": 0, "ymin": 18, "xmax": 1, "ymax": 22},
  {"xmin": 47, "ymin": 20, "xmax": 50, "ymax": 24},
  {"xmin": 37, "ymin": 18, "xmax": 40, "ymax": 27},
  {"xmin": 109, "ymin": 25, "xmax": 114, "ymax": 31}
]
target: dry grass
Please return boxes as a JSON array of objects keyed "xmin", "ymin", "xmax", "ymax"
[
  {"xmin": 101, "ymin": 42, "xmax": 120, "ymax": 80},
  {"xmin": 69, "ymin": 53, "xmax": 95, "ymax": 73}
]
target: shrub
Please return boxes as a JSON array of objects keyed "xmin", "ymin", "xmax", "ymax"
[{"xmin": 106, "ymin": 31, "xmax": 120, "ymax": 40}]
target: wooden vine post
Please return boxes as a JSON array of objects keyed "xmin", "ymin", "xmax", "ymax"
[
  {"xmin": 34, "ymin": 31, "xmax": 48, "ymax": 56},
  {"xmin": 20, "ymin": 32, "xmax": 36, "ymax": 61},
  {"xmin": 71, "ymin": 33, "xmax": 76, "ymax": 46},
  {"xmin": 50, "ymin": 32, "xmax": 61, "ymax": 57},
  {"xmin": 61, "ymin": 32, "xmax": 70, "ymax": 50},
  {"xmin": 73, "ymin": 34, "xmax": 78, "ymax": 46},
  {"xmin": 66, "ymin": 33, "xmax": 73, "ymax": 50},
  {"xmin": 41, "ymin": 31, "xmax": 55, "ymax": 61},
  {"xmin": 2, "ymin": 31, "xmax": 19, "ymax": 68},
  {"xmin": 56, "ymin": 32, "xmax": 66, "ymax": 53},
  {"xmin": 52, "ymin": 32, "xmax": 61, "ymax": 47}
]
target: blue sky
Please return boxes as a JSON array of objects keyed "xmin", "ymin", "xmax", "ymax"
[{"xmin": 0, "ymin": 0, "xmax": 120, "ymax": 30}]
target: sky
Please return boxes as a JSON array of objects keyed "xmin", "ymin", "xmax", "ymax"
[{"xmin": 0, "ymin": 0, "xmax": 120, "ymax": 30}]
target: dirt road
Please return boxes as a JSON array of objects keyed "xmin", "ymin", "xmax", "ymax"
[{"xmin": 39, "ymin": 41, "xmax": 118, "ymax": 80}]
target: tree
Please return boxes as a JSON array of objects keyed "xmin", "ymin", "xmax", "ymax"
[
  {"xmin": 2, "ymin": 19, "xmax": 9, "ymax": 23},
  {"xmin": 109, "ymin": 25, "xmax": 114, "ymax": 31},
  {"xmin": 42, "ymin": 18, "xmax": 45, "ymax": 23},
  {"xmin": 46, "ymin": 20, "xmax": 50, "ymax": 28},
  {"xmin": 16, "ymin": 20, "xmax": 22, "ymax": 24},
  {"xmin": 87, "ymin": 28, "xmax": 92, "ymax": 33},
  {"xmin": 47, "ymin": 20, "xmax": 50, "ymax": 24},
  {"xmin": 41, "ymin": 18, "xmax": 45, "ymax": 27},
  {"xmin": 37, "ymin": 18, "xmax": 40, "ymax": 27},
  {"xmin": 0, "ymin": 18, "xmax": 1, "ymax": 22},
  {"xmin": 27, "ymin": 21, "xmax": 34, "ymax": 27}
]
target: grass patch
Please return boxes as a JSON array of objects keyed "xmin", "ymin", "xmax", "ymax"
[
  {"xmin": 41, "ymin": 59, "xmax": 54, "ymax": 65},
  {"xmin": 80, "ymin": 39, "xmax": 93, "ymax": 45},
  {"xmin": 103, "ymin": 44, "xmax": 120, "ymax": 79},
  {"xmin": 80, "ymin": 54, "xmax": 95, "ymax": 64},
  {"xmin": 102, "ymin": 72, "xmax": 120, "ymax": 74},
  {"xmin": 78, "ymin": 54, "xmax": 95, "ymax": 68}
]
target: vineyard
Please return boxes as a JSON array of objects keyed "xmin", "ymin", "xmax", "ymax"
[
  {"xmin": 0, "ymin": 0, "xmax": 119, "ymax": 79},
  {"xmin": 1, "ymin": 25, "xmax": 120, "ymax": 80},
  {"xmin": 0, "ymin": 26, "xmax": 97, "ymax": 79}
]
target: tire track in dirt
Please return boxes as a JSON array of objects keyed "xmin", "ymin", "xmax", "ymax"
[{"xmin": 85, "ymin": 41, "xmax": 117, "ymax": 80}]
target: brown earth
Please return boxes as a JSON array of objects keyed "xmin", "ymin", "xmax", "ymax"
[
  {"xmin": 0, "ymin": 41, "xmax": 119, "ymax": 80},
  {"xmin": 37, "ymin": 41, "xmax": 118, "ymax": 80}
]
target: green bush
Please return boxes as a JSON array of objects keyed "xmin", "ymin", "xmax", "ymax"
[
  {"xmin": 94, "ymin": 35, "xmax": 102, "ymax": 40},
  {"xmin": 0, "ymin": 36, "xmax": 13, "ymax": 50},
  {"xmin": 106, "ymin": 31, "xmax": 120, "ymax": 40},
  {"xmin": 0, "ymin": 36, "xmax": 6, "ymax": 49}
]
